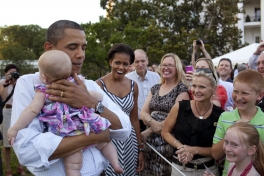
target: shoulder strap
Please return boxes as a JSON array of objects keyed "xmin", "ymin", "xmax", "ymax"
[{"xmin": 4, "ymin": 84, "xmax": 16, "ymax": 103}]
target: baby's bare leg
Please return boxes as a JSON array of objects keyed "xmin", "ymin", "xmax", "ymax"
[
  {"xmin": 63, "ymin": 151, "xmax": 82, "ymax": 176},
  {"xmin": 97, "ymin": 142, "xmax": 124, "ymax": 174}
]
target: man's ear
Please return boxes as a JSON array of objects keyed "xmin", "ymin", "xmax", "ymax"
[
  {"xmin": 248, "ymin": 145, "xmax": 257, "ymax": 156},
  {"xmin": 256, "ymin": 91, "xmax": 264, "ymax": 101},
  {"xmin": 44, "ymin": 42, "xmax": 54, "ymax": 51}
]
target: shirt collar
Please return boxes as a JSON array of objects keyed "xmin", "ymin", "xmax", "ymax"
[
  {"xmin": 136, "ymin": 70, "xmax": 148, "ymax": 81},
  {"xmin": 228, "ymin": 107, "xmax": 264, "ymax": 125},
  {"xmin": 250, "ymin": 107, "xmax": 264, "ymax": 125}
]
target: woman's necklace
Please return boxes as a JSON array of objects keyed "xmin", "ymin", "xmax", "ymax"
[{"xmin": 195, "ymin": 101, "xmax": 212, "ymax": 119}]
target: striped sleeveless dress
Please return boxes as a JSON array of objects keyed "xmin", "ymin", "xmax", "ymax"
[{"xmin": 99, "ymin": 79, "xmax": 138, "ymax": 176}]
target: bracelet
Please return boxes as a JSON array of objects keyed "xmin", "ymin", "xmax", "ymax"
[
  {"xmin": 173, "ymin": 140, "xmax": 178, "ymax": 148},
  {"xmin": 138, "ymin": 143, "xmax": 144, "ymax": 147},
  {"xmin": 147, "ymin": 118, "xmax": 153, "ymax": 126},
  {"xmin": 139, "ymin": 148, "xmax": 145, "ymax": 152}
]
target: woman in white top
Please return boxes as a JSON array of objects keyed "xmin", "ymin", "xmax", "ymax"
[{"xmin": 0, "ymin": 64, "xmax": 26, "ymax": 176}]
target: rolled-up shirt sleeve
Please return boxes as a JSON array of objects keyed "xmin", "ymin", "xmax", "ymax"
[
  {"xmin": 248, "ymin": 54, "xmax": 259, "ymax": 70},
  {"xmin": 85, "ymin": 80, "xmax": 131, "ymax": 142},
  {"xmin": 11, "ymin": 74, "xmax": 62, "ymax": 169}
]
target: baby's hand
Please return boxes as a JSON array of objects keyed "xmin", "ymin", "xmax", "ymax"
[{"xmin": 7, "ymin": 127, "xmax": 18, "ymax": 146}]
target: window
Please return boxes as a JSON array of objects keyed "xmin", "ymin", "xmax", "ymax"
[{"xmin": 255, "ymin": 8, "xmax": 260, "ymax": 21}]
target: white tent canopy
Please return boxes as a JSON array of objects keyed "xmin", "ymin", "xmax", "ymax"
[{"xmin": 212, "ymin": 43, "xmax": 259, "ymax": 66}]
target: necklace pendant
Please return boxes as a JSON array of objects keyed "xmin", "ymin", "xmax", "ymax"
[{"xmin": 199, "ymin": 116, "xmax": 203, "ymax": 119}]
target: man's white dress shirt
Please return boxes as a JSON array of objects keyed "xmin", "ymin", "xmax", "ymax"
[
  {"xmin": 126, "ymin": 70, "xmax": 160, "ymax": 119},
  {"xmin": 248, "ymin": 54, "xmax": 259, "ymax": 70},
  {"xmin": 11, "ymin": 73, "xmax": 131, "ymax": 176}
]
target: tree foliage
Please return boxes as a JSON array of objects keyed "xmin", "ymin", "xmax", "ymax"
[
  {"xmin": 0, "ymin": 0, "xmax": 245, "ymax": 79},
  {"xmin": 0, "ymin": 25, "xmax": 46, "ymax": 75},
  {"xmin": 99, "ymin": 0, "xmax": 245, "ymax": 64}
]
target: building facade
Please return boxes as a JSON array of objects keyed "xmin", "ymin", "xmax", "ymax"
[{"xmin": 237, "ymin": 0, "xmax": 263, "ymax": 44}]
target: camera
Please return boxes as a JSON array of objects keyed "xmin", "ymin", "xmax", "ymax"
[
  {"xmin": 10, "ymin": 72, "xmax": 20, "ymax": 79},
  {"xmin": 196, "ymin": 39, "xmax": 208, "ymax": 45}
]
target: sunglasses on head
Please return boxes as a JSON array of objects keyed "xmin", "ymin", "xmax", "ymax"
[{"xmin": 195, "ymin": 68, "xmax": 217, "ymax": 82}]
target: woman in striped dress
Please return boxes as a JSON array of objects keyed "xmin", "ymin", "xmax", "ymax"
[{"xmin": 96, "ymin": 43, "xmax": 144, "ymax": 176}]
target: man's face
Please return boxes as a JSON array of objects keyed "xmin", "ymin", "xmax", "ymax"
[
  {"xmin": 50, "ymin": 29, "xmax": 87, "ymax": 75},
  {"xmin": 257, "ymin": 54, "xmax": 264, "ymax": 77},
  {"xmin": 134, "ymin": 50, "xmax": 148, "ymax": 75},
  {"xmin": 218, "ymin": 60, "xmax": 232, "ymax": 77}
]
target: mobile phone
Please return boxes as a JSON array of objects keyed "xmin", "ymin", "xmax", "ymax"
[{"xmin": 185, "ymin": 65, "xmax": 193, "ymax": 72}]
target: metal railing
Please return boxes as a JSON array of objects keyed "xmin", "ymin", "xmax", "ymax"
[{"xmin": 244, "ymin": 15, "xmax": 261, "ymax": 22}]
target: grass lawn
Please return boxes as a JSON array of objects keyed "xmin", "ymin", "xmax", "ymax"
[{"xmin": 1, "ymin": 146, "xmax": 33, "ymax": 176}]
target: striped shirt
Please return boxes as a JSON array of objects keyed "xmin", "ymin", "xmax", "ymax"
[{"xmin": 213, "ymin": 107, "xmax": 264, "ymax": 176}]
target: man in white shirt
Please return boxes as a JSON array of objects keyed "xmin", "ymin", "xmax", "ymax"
[
  {"xmin": 11, "ymin": 20, "xmax": 131, "ymax": 176},
  {"xmin": 248, "ymin": 42, "xmax": 264, "ymax": 70},
  {"xmin": 126, "ymin": 49, "xmax": 160, "ymax": 131},
  {"xmin": 217, "ymin": 58, "xmax": 233, "ymax": 83}
]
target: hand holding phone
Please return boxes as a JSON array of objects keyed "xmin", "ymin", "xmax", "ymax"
[{"xmin": 185, "ymin": 65, "xmax": 193, "ymax": 73}]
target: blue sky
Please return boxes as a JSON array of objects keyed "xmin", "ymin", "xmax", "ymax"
[{"xmin": 0, "ymin": 0, "xmax": 106, "ymax": 28}]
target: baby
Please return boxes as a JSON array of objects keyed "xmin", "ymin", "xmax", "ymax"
[{"xmin": 7, "ymin": 50, "xmax": 123, "ymax": 176}]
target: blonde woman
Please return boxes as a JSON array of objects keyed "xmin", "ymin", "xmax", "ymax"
[
  {"xmin": 140, "ymin": 53, "xmax": 190, "ymax": 176},
  {"xmin": 162, "ymin": 70, "xmax": 224, "ymax": 176}
]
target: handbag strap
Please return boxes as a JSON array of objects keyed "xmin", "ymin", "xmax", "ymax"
[{"xmin": 4, "ymin": 83, "xmax": 16, "ymax": 104}]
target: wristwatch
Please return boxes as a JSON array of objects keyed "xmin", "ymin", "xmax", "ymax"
[{"xmin": 95, "ymin": 101, "xmax": 104, "ymax": 114}]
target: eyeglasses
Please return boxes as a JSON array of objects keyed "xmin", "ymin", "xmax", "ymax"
[
  {"xmin": 160, "ymin": 64, "xmax": 175, "ymax": 68},
  {"xmin": 195, "ymin": 68, "xmax": 217, "ymax": 82},
  {"xmin": 255, "ymin": 61, "xmax": 264, "ymax": 67}
]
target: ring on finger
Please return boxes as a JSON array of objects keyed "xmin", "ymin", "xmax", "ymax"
[{"xmin": 60, "ymin": 91, "xmax": 64, "ymax": 97}]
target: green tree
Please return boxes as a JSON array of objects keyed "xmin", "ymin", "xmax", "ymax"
[
  {"xmin": 0, "ymin": 25, "xmax": 45, "ymax": 74},
  {"xmin": 100, "ymin": 0, "xmax": 245, "ymax": 63},
  {"xmin": 0, "ymin": 25, "xmax": 46, "ymax": 59}
]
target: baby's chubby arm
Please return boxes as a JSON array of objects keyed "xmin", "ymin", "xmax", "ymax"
[{"xmin": 7, "ymin": 90, "xmax": 45, "ymax": 145}]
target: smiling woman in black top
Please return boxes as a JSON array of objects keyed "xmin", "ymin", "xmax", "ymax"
[{"xmin": 162, "ymin": 70, "xmax": 224, "ymax": 176}]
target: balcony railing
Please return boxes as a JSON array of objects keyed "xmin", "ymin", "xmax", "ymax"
[{"xmin": 244, "ymin": 15, "xmax": 261, "ymax": 22}]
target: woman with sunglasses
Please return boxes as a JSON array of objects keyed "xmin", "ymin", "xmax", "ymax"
[
  {"xmin": 161, "ymin": 70, "xmax": 224, "ymax": 176},
  {"xmin": 186, "ymin": 58, "xmax": 228, "ymax": 110}
]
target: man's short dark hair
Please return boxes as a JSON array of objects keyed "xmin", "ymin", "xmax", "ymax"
[
  {"xmin": 4, "ymin": 64, "xmax": 18, "ymax": 73},
  {"xmin": 46, "ymin": 20, "xmax": 84, "ymax": 46},
  {"xmin": 218, "ymin": 58, "xmax": 232, "ymax": 69},
  {"xmin": 107, "ymin": 43, "xmax": 135, "ymax": 64}
]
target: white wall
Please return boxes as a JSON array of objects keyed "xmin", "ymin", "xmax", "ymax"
[
  {"xmin": 244, "ymin": 0, "xmax": 260, "ymax": 19},
  {"xmin": 244, "ymin": 27, "xmax": 261, "ymax": 43}
]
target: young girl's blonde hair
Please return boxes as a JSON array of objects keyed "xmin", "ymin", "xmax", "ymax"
[{"xmin": 227, "ymin": 122, "xmax": 264, "ymax": 175}]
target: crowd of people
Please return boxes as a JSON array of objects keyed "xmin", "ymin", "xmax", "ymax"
[{"xmin": 0, "ymin": 19, "xmax": 264, "ymax": 176}]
